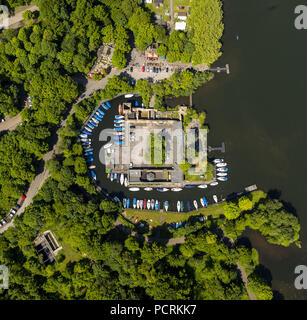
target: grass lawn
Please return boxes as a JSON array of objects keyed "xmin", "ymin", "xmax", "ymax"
[
  {"xmin": 124, "ymin": 203, "xmax": 224, "ymax": 227},
  {"xmin": 173, "ymin": 0, "xmax": 191, "ymax": 14},
  {"xmin": 57, "ymin": 243, "xmax": 81, "ymax": 271},
  {"xmin": 144, "ymin": 1, "xmax": 171, "ymax": 21}
]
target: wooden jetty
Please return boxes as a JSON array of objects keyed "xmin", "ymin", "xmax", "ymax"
[
  {"xmin": 208, "ymin": 64, "xmax": 230, "ymax": 74},
  {"xmin": 208, "ymin": 142, "xmax": 225, "ymax": 153}
]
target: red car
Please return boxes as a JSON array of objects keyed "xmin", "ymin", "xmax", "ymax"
[
  {"xmin": 21, "ymin": 194, "xmax": 26, "ymax": 200},
  {"xmin": 142, "ymin": 66, "xmax": 145, "ymax": 72},
  {"xmin": 178, "ymin": 6, "xmax": 185, "ymax": 9}
]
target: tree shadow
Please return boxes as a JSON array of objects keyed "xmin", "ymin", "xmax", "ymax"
[
  {"xmin": 267, "ymin": 189, "xmax": 281, "ymax": 199},
  {"xmin": 273, "ymin": 290, "xmax": 284, "ymax": 300},
  {"xmin": 236, "ymin": 236, "xmax": 252, "ymax": 249},
  {"xmin": 267, "ymin": 188, "xmax": 298, "ymax": 217}
]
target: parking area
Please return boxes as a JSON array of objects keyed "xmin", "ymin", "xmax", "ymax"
[{"xmin": 123, "ymin": 48, "xmax": 174, "ymax": 83}]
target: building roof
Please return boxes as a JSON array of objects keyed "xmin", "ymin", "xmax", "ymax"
[
  {"xmin": 175, "ymin": 21, "xmax": 187, "ymax": 31},
  {"xmin": 178, "ymin": 12, "xmax": 187, "ymax": 16}
]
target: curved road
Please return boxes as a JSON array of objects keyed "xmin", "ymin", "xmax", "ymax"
[{"xmin": 0, "ymin": 69, "xmax": 124, "ymax": 233}]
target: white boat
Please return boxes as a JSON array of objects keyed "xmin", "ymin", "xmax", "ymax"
[
  {"xmin": 213, "ymin": 159, "xmax": 224, "ymax": 164},
  {"xmin": 157, "ymin": 188, "xmax": 169, "ymax": 192},
  {"xmin": 164, "ymin": 201, "xmax": 169, "ymax": 212},
  {"xmin": 217, "ymin": 173, "xmax": 227, "ymax": 177},
  {"xmin": 213, "ymin": 195, "xmax": 218, "ymax": 203},
  {"xmin": 147, "ymin": 200, "xmax": 151, "ymax": 210},
  {"xmin": 217, "ymin": 167, "xmax": 228, "ymax": 172},
  {"xmin": 200, "ymin": 198, "xmax": 205, "ymax": 207},
  {"xmin": 124, "ymin": 177, "xmax": 129, "ymax": 187},
  {"xmin": 193, "ymin": 200, "xmax": 198, "ymax": 210},
  {"xmin": 177, "ymin": 201, "xmax": 181, "ymax": 212},
  {"xmin": 216, "ymin": 162, "xmax": 227, "ymax": 167},
  {"xmin": 210, "ymin": 182, "xmax": 219, "ymax": 186},
  {"xmin": 120, "ymin": 174, "xmax": 124, "ymax": 185},
  {"xmin": 114, "ymin": 120, "xmax": 125, "ymax": 123},
  {"xmin": 151, "ymin": 199, "xmax": 155, "ymax": 210},
  {"xmin": 137, "ymin": 200, "xmax": 140, "ymax": 209},
  {"xmin": 125, "ymin": 94, "xmax": 134, "ymax": 98},
  {"xmin": 104, "ymin": 143, "xmax": 113, "ymax": 149},
  {"xmin": 115, "ymin": 115, "xmax": 124, "ymax": 119},
  {"xmin": 84, "ymin": 127, "xmax": 92, "ymax": 132},
  {"xmin": 218, "ymin": 177, "xmax": 228, "ymax": 182},
  {"xmin": 89, "ymin": 165, "xmax": 96, "ymax": 169},
  {"xmin": 144, "ymin": 187, "xmax": 153, "ymax": 191},
  {"xmin": 129, "ymin": 187, "xmax": 140, "ymax": 192},
  {"xmin": 114, "ymin": 173, "xmax": 117, "ymax": 180},
  {"xmin": 198, "ymin": 184, "xmax": 208, "ymax": 189},
  {"xmin": 171, "ymin": 188, "xmax": 182, "ymax": 192}
]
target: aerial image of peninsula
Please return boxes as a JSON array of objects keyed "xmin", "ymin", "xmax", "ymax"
[{"xmin": 0, "ymin": 0, "xmax": 306, "ymax": 307}]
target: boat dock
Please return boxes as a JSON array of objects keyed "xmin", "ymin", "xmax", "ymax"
[
  {"xmin": 208, "ymin": 142, "xmax": 226, "ymax": 153},
  {"xmin": 208, "ymin": 64, "xmax": 230, "ymax": 74}
]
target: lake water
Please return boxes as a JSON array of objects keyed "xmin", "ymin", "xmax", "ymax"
[
  {"xmin": 190, "ymin": 0, "xmax": 307, "ymax": 299},
  {"xmin": 90, "ymin": 0, "xmax": 307, "ymax": 299}
]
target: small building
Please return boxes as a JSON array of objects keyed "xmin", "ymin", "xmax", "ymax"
[
  {"xmin": 154, "ymin": 0, "xmax": 163, "ymax": 8},
  {"xmin": 34, "ymin": 231, "xmax": 62, "ymax": 267},
  {"xmin": 177, "ymin": 12, "xmax": 187, "ymax": 21},
  {"xmin": 175, "ymin": 21, "xmax": 187, "ymax": 31}
]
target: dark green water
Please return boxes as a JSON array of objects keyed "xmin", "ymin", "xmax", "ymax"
[
  {"xmin": 190, "ymin": 0, "xmax": 307, "ymax": 299},
  {"xmin": 91, "ymin": 0, "xmax": 307, "ymax": 299}
]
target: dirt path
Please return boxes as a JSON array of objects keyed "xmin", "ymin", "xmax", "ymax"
[
  {"xmin": 0, "ymin": 114, "xmax": 22, "ymax": 133},
  {"xmin": 170, "ymin": 0, "xmax": 174, "ymax": 32},
  {"xmin": 237, "ymin": 263, "xmax": 257, "ymax": 300},
  {"xmin": 7, "ymin": 4, "xmax": 39, "ymax": 28}
]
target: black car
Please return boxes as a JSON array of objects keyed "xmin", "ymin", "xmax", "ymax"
[
  {"xmin": 130, "ymin": 66, "xmax": 133, "ymax": 72},
  {"xmin": 166, "ymin": 67, "xmax": 169, "ymax": 72},
  {"xmin": 153, "ymin": 67, "xmax": 156, "ymax": 73},
  {"xmin": 159, "ymin": 67, "xmax": 162, "ymax": 73}
]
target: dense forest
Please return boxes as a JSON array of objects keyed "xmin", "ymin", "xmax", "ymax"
[{"xmin": 0, "ymin": 170, "xmax": 273, "ymax": 300}]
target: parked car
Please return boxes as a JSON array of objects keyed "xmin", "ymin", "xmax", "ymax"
[
  {"xmin": 153, "ymin": 67, "xmax": 156, "ymax": 73},
  {"xmin": 15, "ymin": 204, "xmax": 21, "ymax": 209},
  {"xmin": 1, "ymin": 219, "xmax": 7, "ymax": 225},
  {"xmin": 142, "ymin": 66, "xmax": 145, "ymax": 72},
  {"xmin": 159, "ymin": 67, "xmax": 162, "ymax": 72},
  {"xmin": 21, "ymin": 194, "xmax": 27, "ymax": 200},
  {"xmin": 166, "ymin": 67, "xmax": 169, "ymax": 72},
  {"xmin": 130, "ymin": 66, "xmax": 133, "ymax": 72},
  {"xmin": 150, "ymin": 67, "xmax": 153, "ymax": 72},
  {"xmin": 178, "ymin": 6, "xmax": 185, "ymax": 9}
]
